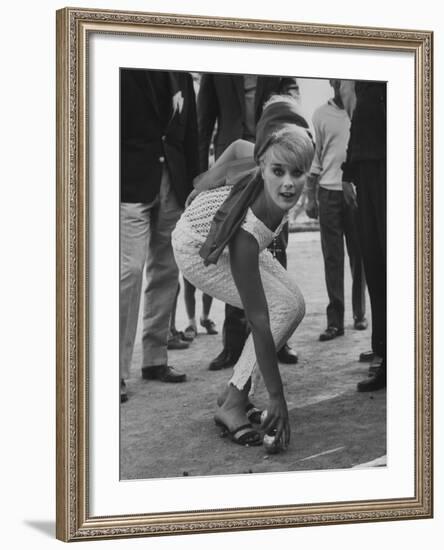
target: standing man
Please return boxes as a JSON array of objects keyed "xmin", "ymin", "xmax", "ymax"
[
  {"xmin": 120, "ymin": 69, "xmax": 199, "ymax": 402},
  {"xmin": 197, "ymin": 73, "xmax": 300, "ymax": 371},
  {"xmin": 341, "ymin": 80, "xmax": 387, "ymax": 392},
  {"xmin": 305, "ymin": 79, "xmax": 367, "ymax": 342}
]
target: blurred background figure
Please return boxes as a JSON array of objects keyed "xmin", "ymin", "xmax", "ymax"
[
  {"xmin": 183, "ymin": 278, "xmax": 218, "ymax": 340},
  {"xmin": 306, "ymin": 79, "xmax": 367, "ymax": 343},
  {"xmin": 119, "ymin": 69, "xmax": 199, "ymax": 401},
  {"xmin": 341, "ymin": 79, "xmax": 387, "ymax": 392},
  {"xmin": 169, "ymin": 279, "xmax": 218, "ymax": 345}
]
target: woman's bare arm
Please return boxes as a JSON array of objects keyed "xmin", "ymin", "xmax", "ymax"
[
  {"xmin": 214, "ymin": 139, "xmax": 254, "ymax": 166},
  {"xmin": 191, "ymin": 139, "xmax": 255, "ymax": 196},
  {"xmin": 229, "ymin": 228, "xmax": 290, "ymax": 447}
]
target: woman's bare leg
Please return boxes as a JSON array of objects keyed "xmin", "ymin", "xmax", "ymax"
[
  {"xmin": 183, "ymin": 277, "xmax": 197, "ymax": 330},
  {"xmin": 214, "ymin": 382, "xmax": 251, "ymax": 432},
  {"xmin": 201, "ymin": 293, "xmax": 213, "ymax": 320}
]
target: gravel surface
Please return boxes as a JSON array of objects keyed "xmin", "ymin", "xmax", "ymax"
[{"xmin": 120, "ymin": 231, "xmax": 386, "ymax": 480}]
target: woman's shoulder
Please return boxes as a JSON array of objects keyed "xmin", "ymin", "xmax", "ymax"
[{"xmin": 192, "ymin": 184, "xmax": 231, "ymax": 203}]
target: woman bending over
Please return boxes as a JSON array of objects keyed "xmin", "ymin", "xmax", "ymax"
[{"xmin": 172, "ymin": 96, "xmax": 314, "ymax": 449}]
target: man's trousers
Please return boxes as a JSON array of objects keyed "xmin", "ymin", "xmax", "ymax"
[
  {"xmin": 120, "ymin": 167, "xmax": 182, "ymax": 379},
  {"xmin": 355, "ymin": 160, "xmax": 387, "ymax": 359},
  {"xmin": 318, "ymin": 187, "xmax": 366, "ymax": 330}
]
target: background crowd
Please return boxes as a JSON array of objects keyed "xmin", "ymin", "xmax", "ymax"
[{"xmin": 119, "ymin": 69, "xmax": 386, "ymax": 405}]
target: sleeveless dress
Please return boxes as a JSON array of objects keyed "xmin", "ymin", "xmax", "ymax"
[
  {"xmin": 176, "ymin": 185, "xmax": 287, "ymax": 251},
  {"xmin": 172, "ymin": 185, "xmax": 305, "ymax": 391}
]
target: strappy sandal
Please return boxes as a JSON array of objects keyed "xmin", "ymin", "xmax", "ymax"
[
  {"xmin": 200, "ymin": 318, "xmax": 218, "ymax": 335},
  {"xmin": 245, "ymin": 403, "xmax": 264, "ymax": 425},
  {"xmin": 214, "ymin": 419, "xmax": 263, "ymax": 447},
  {"xmin": 181, "ymin": 326, "xmax": 197, "ymax": 341}
]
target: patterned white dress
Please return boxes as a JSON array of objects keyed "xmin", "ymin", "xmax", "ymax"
[{"xmin": 172, "ymin": 185, "xmax": 305, "ymax": 390}]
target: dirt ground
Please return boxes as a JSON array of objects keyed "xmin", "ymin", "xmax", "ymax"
[{"xmin": 120, "ymin": 230, "xmax": 386, "ymax": 480}]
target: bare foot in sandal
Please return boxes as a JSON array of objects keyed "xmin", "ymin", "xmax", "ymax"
[
  {"xmin": 214, "ymin": 384, "xmax": 262, "ymax": 446},
  {"xmin": 217, "ymin": 382, "xmax": 263, "ymax": 424},
  {"xmin": 214, "ymin": 417, "xmax": 262, "ymax": 446}
]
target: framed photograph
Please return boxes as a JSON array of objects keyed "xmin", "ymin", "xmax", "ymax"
[{"xmin": 56, "ymin": 7, "xmax": 433, "ymax": 542}]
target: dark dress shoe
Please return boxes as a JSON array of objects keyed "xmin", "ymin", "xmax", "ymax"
[
  {"xmin": 277, "ymin": 343, "xmax": 298, "ymax": 364},
  {"xmin": 359, "ymin": 350, "xmax": 375, "ymax": 362},
  {"xmin": 319, "ymin": 326, "xmax": 344, "ymax": 341},
  {"xmin": 208, "ymin": 349, "xmax": 240, "ymax": 371},
  {"xmin": 167, "ymin": 332, "xmax": 190, "ymax": 350},
  {"xmin": 141, "ymin": 365, "xmax": 187, "ymax": 383},
  {"xmin": 354, "ymin": 318, "xmax": 368, "ymax": 330},
  {"xmin": 368, "ymin": 354, "xmax": 383, "ymax": 374},
  {"xmin": 357, "ymin": 364, "xmax": 386, "ymax": 392}
]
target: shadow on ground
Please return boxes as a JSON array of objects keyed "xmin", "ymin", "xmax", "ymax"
[{"xmin": 23, "ymin": 520, "xmax": 55, "ymax": 538}]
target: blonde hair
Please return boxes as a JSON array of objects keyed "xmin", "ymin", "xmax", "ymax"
[{"xmin": 259, "ymin": 124, "xmax": 314, "ymax": 174}]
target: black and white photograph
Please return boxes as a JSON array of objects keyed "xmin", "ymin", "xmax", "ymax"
[
  {"xmin": 119, "ymin": 69, "xmax": 387, "ymax": 480},
  {"xmin": 1, "ymin": 0, "xmax": 440, "ymax": 546},
  {"xmin": 53, "ymin": 6, "xmax": 433, "ymax": 542}
]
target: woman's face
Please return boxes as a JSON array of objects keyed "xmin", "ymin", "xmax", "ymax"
[{"xmin": 260, "ymin": 145, "xmax": 307, "ymax": 212}]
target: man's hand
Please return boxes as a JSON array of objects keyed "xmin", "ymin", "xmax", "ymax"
[
  {"xmin": 304, "ymin": 174, "xmax": 319, "ymax": 219},
  {"xmin": 342, "ymin": 181, "xmax": 358, "ymax": 210},
  {"xmin": 305, "ymin": 195, "xmax": 319, "ymax": 219}
]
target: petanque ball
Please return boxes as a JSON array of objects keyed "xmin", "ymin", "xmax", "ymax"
[{"xmin": 263, "ymin": 433, "xmax": 282, "ymax": 454}]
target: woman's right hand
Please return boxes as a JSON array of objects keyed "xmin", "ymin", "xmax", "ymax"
[{"xmin": 261, "ymin": 394, "xmax": 290, "ymax": 450}]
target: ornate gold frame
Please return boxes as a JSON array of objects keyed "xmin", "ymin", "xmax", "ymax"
[{"xmin": 56, "ymin": 7, "xmax": 433, "ymax": 542}]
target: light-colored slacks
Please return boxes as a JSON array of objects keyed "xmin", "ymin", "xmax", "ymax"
[
  {"xmin": 172, "ymin": 220, "xmax": 305, "ymax": 390},
  {"xmin": 120, "ymin": 168, "xmax": 182, "ymax": 379}
]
